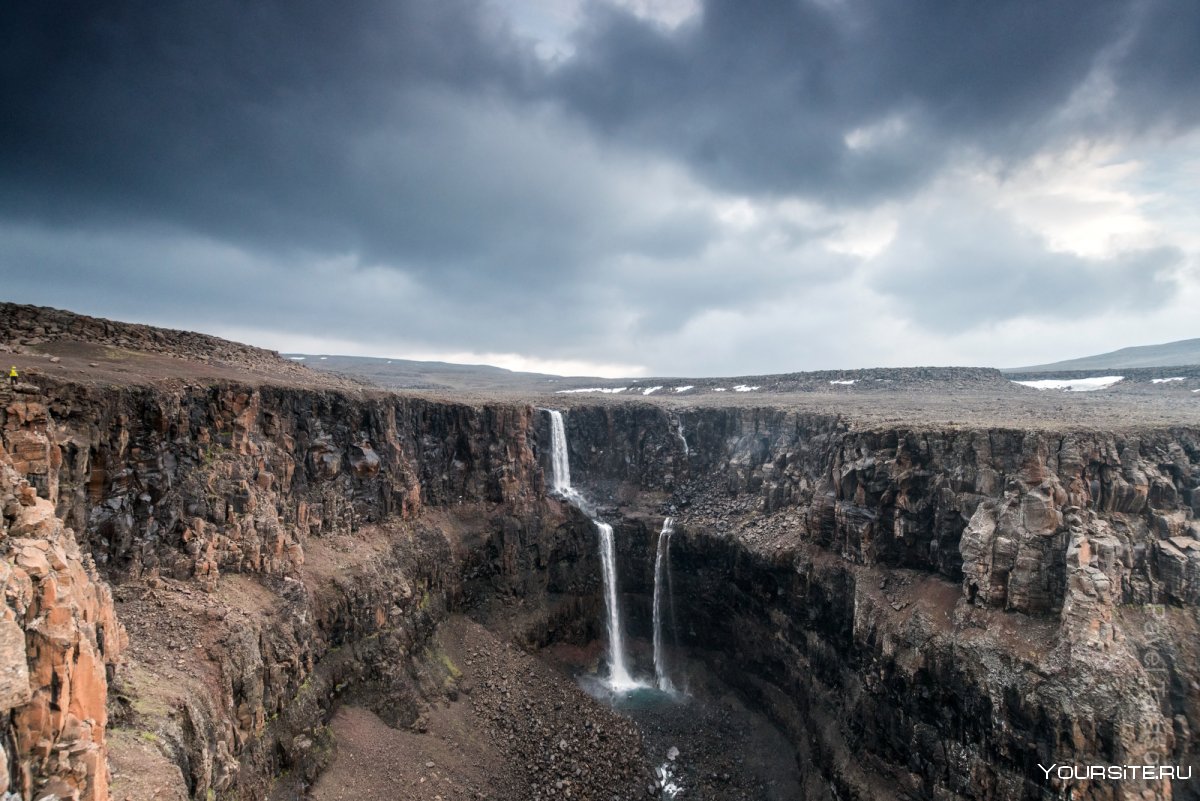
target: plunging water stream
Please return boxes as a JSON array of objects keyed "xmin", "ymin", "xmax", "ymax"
[
  {"xmin": 652, "ymin": 517, "xmax": 676, "ymax": 693},
  {"xmin": 541, "ymin": 413, "xmax": 804, "ymax": 799},
  {"xmin": 545, "ymin": 409, "xmax": 638, "ymax": 690},
  {"xmin": 675, "ymin": 419, "xmax": 689, "ymax": 456},
  {"xmin": 596, "ymin": 520, "xmax": 636, "ymax": 689},
  {"xmin": 547, "ymin": 408, "xmax": 573, "ymax": 495}
]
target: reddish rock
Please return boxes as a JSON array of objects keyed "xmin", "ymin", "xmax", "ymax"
[{"xmin": 0, "ymin": 460, "xmax": 124, "ymax": 801}]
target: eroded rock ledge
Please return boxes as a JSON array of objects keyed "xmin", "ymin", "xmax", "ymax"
[
  {"xmin": 560, "ymin": 405, "xmax": 1200, "ymax": 800},
  {"xmin": 0, "ymin": 449, "xmax": 124, "ymax": 800},
  {"xmin": 2, "ymin": 373, "xmax": 1199, "ymax": 801},
  {"xmin": 3, "ymin": 378, "xmax": 626, "ymax": 800}
]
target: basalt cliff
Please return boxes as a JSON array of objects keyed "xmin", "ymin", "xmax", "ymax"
[{"xmin": 0, "ymin": 304, "xmax": 1197, "ymax": 800}]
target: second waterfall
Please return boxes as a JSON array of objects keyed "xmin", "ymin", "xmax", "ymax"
[
  {"xmin": 652, "ymin": 517, "xmax": 676, "ymax": 693},
  {"xmin": 545, "ymin": 409, "xmax": 638, "ymax": 691}
]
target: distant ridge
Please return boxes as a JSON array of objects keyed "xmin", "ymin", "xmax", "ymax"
[
  {"xmin": 282, "ymin": 353, "xmax": 570, "ymax": 392},
  {"xmin": 1007, "ymin": 338, "xmax": 1200, "ymax": 373},
  {"xmin": 292, "ymin": 352, "xmax": 1009, "ymax": 394}
]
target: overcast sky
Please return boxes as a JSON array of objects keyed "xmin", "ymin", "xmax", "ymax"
[{"xmin": 2, "ymin": 0, "xmax": 1198, "ymax": 376}]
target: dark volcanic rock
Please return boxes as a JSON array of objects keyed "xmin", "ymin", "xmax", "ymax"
[
  {"xmin": 555, "ymin": 404, "xmax": 1200, "ymax": 801},
  {"xmin": 1, "ymin": 308, "xmax": 1198, "ymax": 801}
]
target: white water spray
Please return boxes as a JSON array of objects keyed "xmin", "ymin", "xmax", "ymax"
[
  {"xmin": 675, "ymin": 419, "xmax": 689, "ymax": 456},
  {"xmin": 652, "ymin": 517, "xmax": 677, "ymax": 692},
  {"xmin": 544, "ymin": 409, "xmax": 639, "ymax": 691}
]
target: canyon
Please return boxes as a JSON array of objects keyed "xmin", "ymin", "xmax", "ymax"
[{"xmin": 1, "ymin": 303, "xmax": 1199, "ymax": 800}]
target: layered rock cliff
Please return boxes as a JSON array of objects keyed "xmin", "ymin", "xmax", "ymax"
[
  {"xmin": 0, "ymin": 400, "xmax": 125, "ymax": 801},
  {"xmin": 560, "ymin": 406, "xmax": 1200, "ymax": 800},
  {"xmin": 2, "ymin": 351, "xmax": 1198, "ymax": 800},
  {"xmin": 1, "ymin": 376, "xmax": 630, "ymax": 800}
]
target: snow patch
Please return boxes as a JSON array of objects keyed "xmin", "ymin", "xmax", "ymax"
[
  {"xmin": 288, "ymin": 356, "xmax": 306, "ymax": 361},
  {"xmin": 712, "ymin": 388, "xmax": 726, "ymax": 392},
  {"xmin": 555, "ymin": 387, "xmax": 628, "ymax": 394},
  {"xmin": 672, "ymin": 386, "xmax": 694, "ymax": 393},
  {"xmin": 1012, "ymin": 376, "xmax": 1124, "ymax": 392},
  {"xmin": 829, "ymin": 379, "xmax": 856, "ymax": 385},
  {"xmin": 642, "ymin": 386, "xmax": 663, "ymax": 395},
  {"xmin": 1151, "ymin": 377, "xmax": 1185, "ymax": 384},
  {"xmin": 732, "ymin": 385, "xmax": 760, "ymax": 392}
]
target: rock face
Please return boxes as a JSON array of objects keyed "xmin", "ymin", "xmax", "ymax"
[
  {"xmin": 45, "ymin": 384, "xmax": 543, "ymax": 586},
  {"xmin": 2, "ymin": 376, "xmax": 617, "ymax": 800},
  {"xmin": 3, "ymin": 341, "xmax": 1200, "ymax": 801},
  {"xmin": 559, "ymin": 405, "xmax": 1200, "ymax": 800},
  {"xmin": 0, "ymin": 454, "xmax": 125, "ymax": 801}
]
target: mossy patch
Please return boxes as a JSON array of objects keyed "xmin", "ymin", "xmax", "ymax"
[{"xmin": 437, "ymin": 650, "xmax": 462, "ymax": 679}]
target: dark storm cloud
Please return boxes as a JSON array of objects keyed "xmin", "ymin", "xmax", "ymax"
[
  {"xmin": 0, "ymin": 0, "xmax": 1197, "ymax": 371},
  {"xmin": 1109, "ymin": 0, "xmax": 1200, "ymax": 131},
  {"xmin": 2, "ymin": 0, "xmax": 1191, "ymax": 246},
  {"xmin": 0, "ymin": 1, "xmax": 534, "ymax": 257},
  {"xmin": 550, "ymin": 0, "xmax": 1195, "ymax": 201},
  {"xmin": 0, "ymin": 0, "xmax": 734, "ymax": 344}
]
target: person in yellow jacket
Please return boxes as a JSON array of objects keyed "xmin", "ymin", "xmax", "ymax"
[{"xmin": 8, "ymin": 366, "xmax": 17, "ymax": 387}]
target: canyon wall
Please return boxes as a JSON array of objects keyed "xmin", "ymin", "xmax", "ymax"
[
  {"xmin": 562, "ymin": 405, "xmax": 1200, "ymax": 800},
  {"xmin": 1, "ymin": 379, "xmax": 610, "ymax": 800},
  {"xmin": 0, "ymin": 450, "xmax": 124, "ymax": 801},
  {"xmin": 4, "ymin": 371, "xmax": 1200, "ymax": 800}
]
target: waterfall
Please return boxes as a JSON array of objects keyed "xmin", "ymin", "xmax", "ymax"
[
  {"xmin": 652, "ymin": 517, "xmax": 676, "ymax": 692},
  {"xmin": 675, "ymin": 418, "xmax": 689, "ymax": 456},
  {"xmin": 544, "ymin": 409, "xmax": 638, "ymax": 691},
  {"xmin": 547, "ymin": 408, "xmax": 572, "ymax": 494},
  {"xmin": 597, "ymin": 521, "xmax": 636, "ymax": 690}
]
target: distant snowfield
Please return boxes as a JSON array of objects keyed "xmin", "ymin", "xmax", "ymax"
[
  {"xmin": 641, "ymin": 386, "xmax": 663, "ymax": 395},
  {"xmin": 555, "ymin": 387, "xmax": 627, "ymax": 394},
  {"xmin": 829, "ymin": 379, "xmax": 855, "ymax": 385},
  {"xmin": 1151, "ymin": 377, "xmax": 1186, "ymax": 384},
  {"xmin": 673, "ymin": 386, "xmax": 694, "ymax": 393},
  {"xmin": 1012, "ymin": 376, "xmax": 1124, "ymax": 392},
  {"xmin": 732, "ymin": 385, "xmax": 760, "ymax": 392}
]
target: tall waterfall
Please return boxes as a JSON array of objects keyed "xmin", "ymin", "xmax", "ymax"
[
  {"xmin": 652, "ymin": 517, "xmax": 676, "ymax": 692},
  {"xmin": 545, "ymin": 409, "xmax": 638, "ymax": 690},
  {"xmin": 596, "ymin": 521, "xmax": 636, "ymax": 689},
  {"xmin": 547, "ymin": 408, "xmax": 572, "ymax": 495}
]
